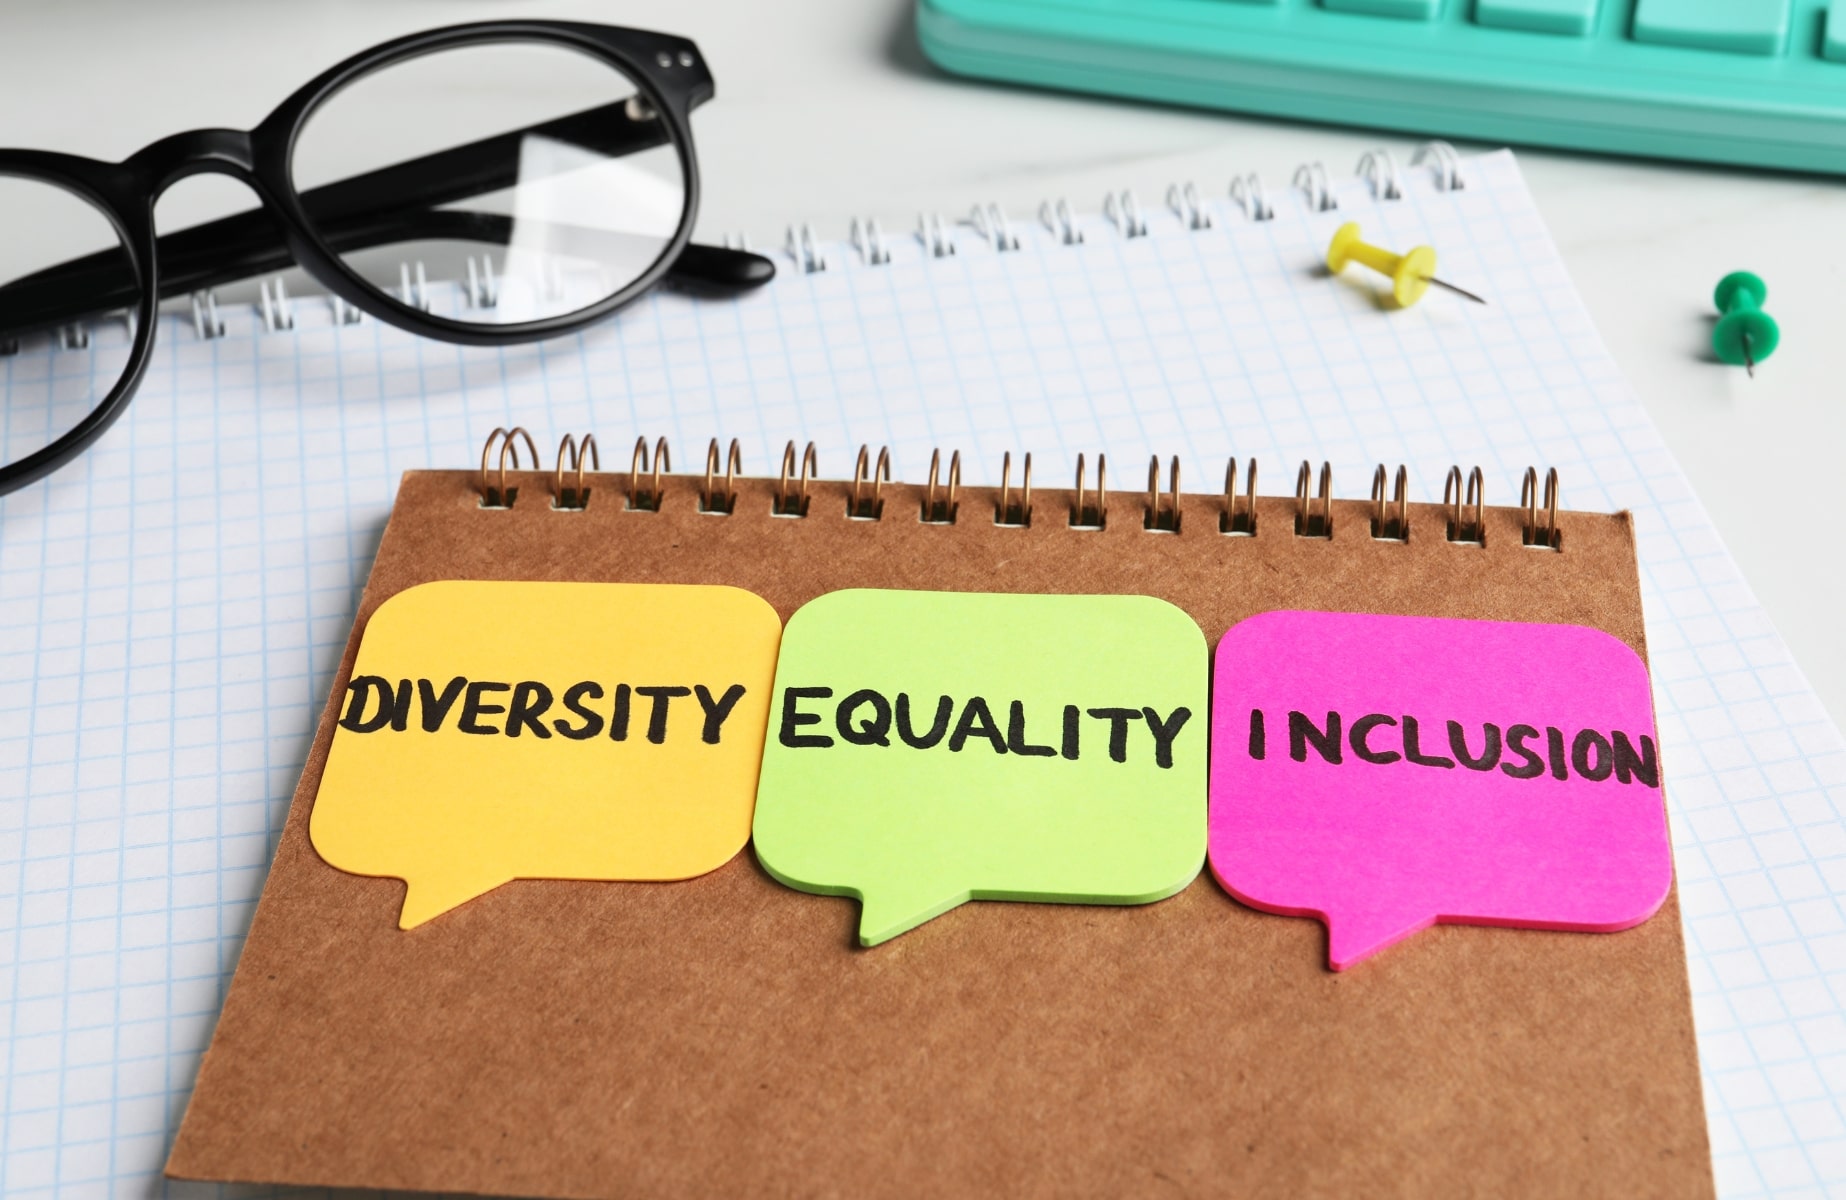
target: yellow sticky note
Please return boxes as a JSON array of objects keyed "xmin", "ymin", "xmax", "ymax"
[{"xmin": 310, "ymin": 581, "xmax": 783, "ymax": 928}]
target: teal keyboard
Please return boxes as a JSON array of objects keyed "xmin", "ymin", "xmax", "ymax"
[{"xmin": 917, "ymin": 0, "xmax": 1846, "ymax": 175}]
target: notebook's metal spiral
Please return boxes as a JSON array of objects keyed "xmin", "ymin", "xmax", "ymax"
[
  {"xmin": 1040, "ymin": 198, "xmax": 1084, "ymax": 246},
  {"xmin": 1371, "ymin": 464, "xmax": 1410, "ymax": 541},
  {"xmin": 1146, "ymin": 456, "xmax": 1181, "ymax": 533},
  {"xmin": 917, "ymin": 212, "xmax": 957, "ymax": 259},
  {"xmin": 131, "ymin": 142, "xmax": 1479, "ymax": 351},
  {"xmin": 849, "ymin": 445, "xmax": 891, "ymax": 520},
  {"xmin": 1522, "ymin": 466, "xmax": 1561, "ymax": 550},
  {"xmin": 1445, "ymin": 465, "xmax": 1486, "ymax": 544},
  {"xmin": 785, "ymin": 224, "xmax": 826, "ymax": 274},
  {"xmin": 465, "ymin": 256, "xmax": 500, "ymax": 308},
  {"xmin": 479, "ymin": 426, "xmax": 538, "ymax": 508},
  {"xmin": 1357, "ymin": 150, "xmax": 1403, "ymax": 201},
  {"xmin": 628, "ymin": 436, "xmax": 669, "ymax": 511},
  {"xmin": 1292, "ymin": 163, "xmax": 1337, "ymax": 213},
  {"xmin": 1413, "ymin": 141, "xmax": 1466, "ymax": 191},
  {"xmin": 775, "ymin": 441, "xmax": 818, "ymax": 516},
  {"xmin": 400, "ymin": 261, "xmax": 432, "ymax": 312},
  {"xmin": 1222, "ymin": 457, "xmax": 1258, "ymax": 535},
  {"xmin": 1166, "ymin": 182, "xmax": 1212, "ymax": 231},
  {"xmin": 922, "ymin": 449, "xmax": 961, "ymax": 524},
  {"xmin": 1103, "ymin": 190, "xmax": 1148, "ymax": 238},
  {"xmin": 1230, "ymin": 174, "xmax": 1274, "ymax": 222},
  {"xmin": 554, "ymin": 433, "xmax": 598, "ymax": 510},
  {"xmin": 997, "ymin": 451, "xmax": 1032, "ymax": 526},
  {"xmin": 970, "ymin": 203, "xmax": 1020, "ymax": 252},
  {"xmin": 258, "ymin": 278, "xmax": 295, "ymax": 332},
  {"xmin": 190, "ymin": 290, "xmax": 225, "ymax": 340},
  {"xmin": 850, "ymin": 218, "xmax": 892, "ymax": 266},
  {"xmin": 702, "ymin": 438, "xmax": 742, "ymax": 514},
  {"xmin": 1296, "ymin": 461, "xmax": 1333, "ymax": 538},
  {"xmin": 1071, "ymin": 453, "xmax": 1107, "ymax": 529}
]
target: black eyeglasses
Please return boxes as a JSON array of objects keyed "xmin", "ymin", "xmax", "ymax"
[{"xmin": 0, "ymin": 19, "xmax": 773, "ymax": 496}]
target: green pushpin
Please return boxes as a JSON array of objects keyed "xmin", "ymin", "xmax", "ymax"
[{"xmin": 1712, "ymin": 271, "xmax": 1779, "ymax": 378}]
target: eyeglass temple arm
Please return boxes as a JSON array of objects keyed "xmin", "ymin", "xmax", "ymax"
[{"xmin": 0, "ymin": 100, "xmax": 771, "ymax": 340}]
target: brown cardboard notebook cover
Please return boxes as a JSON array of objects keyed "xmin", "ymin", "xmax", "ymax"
[{"xmin": 168, "ymin": 462, "xmax": 1712, "ymax": 1198}]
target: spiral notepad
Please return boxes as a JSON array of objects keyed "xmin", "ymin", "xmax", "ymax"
[
  {"xmin": 164, "ymin": 414, "xmax": 1712, "ymax": 1197},
  {"xmin": 16, "ymin": 145, "xmax": 1845, "ymax": 1199}
]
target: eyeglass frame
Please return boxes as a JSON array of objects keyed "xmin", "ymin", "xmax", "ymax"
[{"xmin": 0, "ymin": 19, "xmax": 724, "ymax": 496}]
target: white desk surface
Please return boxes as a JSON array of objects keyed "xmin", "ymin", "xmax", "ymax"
[{"xmin": 3, "ymin": 0, "xmax": 1840, "ymax": 732}]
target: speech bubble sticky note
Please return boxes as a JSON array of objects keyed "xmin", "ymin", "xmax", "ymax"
[
  {"xmin": 1209, "ymin": 610, "xmax": 1672, "ymax": 971},
  {"xmin": 752, "ymin": 589, "xmax": 1207, "ymax": 946},
  {"xmin": 310, "ymin": 581, "xmax": 782, "ymax": 928}
]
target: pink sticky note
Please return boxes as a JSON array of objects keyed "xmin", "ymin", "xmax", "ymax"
[{"xmin": 1209, "ymin": 611, "xmax": 1671, "ymax": 971}]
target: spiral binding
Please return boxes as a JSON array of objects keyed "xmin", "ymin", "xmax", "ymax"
[
  {"xmin": 922, "ymin": 450, "xmax": 961, "ymax": 524},
  {"xmin": 1071, "ymin": 453, "xmax": 1107, "ymax": 530},
  {"xmin": 478, "ymin": 426, "xmax": 539, "ymax": 508},
  {"xmin": 849, "ymin": 445, "xmax": 891, "ymax": 520},
  {"xmin": 917, "ymin": 213, "xmax": 957, "ymax": 259},
  {"xmin": 775, "ymin": 441, "xmax": 818, "ymax": 517},
  {"xmin": 1413, "ymin": 142, "xmax": 1465, "ymax": 192},
  {"xmin": 38, "ymin": 142, "xmax": 1466, "ymax": 349},
  {"xmin": 1291, "ymin": 164, "xmax": 1337, "ymax": 214},
  {"xmin": 465, "ymin": 256, "xmax": 500, "ymax": 309},
  {"xmin": 970, "ymin": 203, "xmax": 1020, "ymax": 252},
  {"xmin": 191, "ymin": 291, "xmax": 225, "ymax": 340},
  {"xmin": 1166, "ymin": 183, "xmax": 1212, "ymax": 232},
  {"xmin": 997, "ymin": 451, "xmax": 1032, "ymax": 527},
  {"xmin": 554, "ymin": 433, "xmax": 598, "ymax": 510},
  {"xmin": 784, "ymin": 224, "xmax": 826, "ymax": 274},
  {"xmin": 259, "ymin": 278, "xmax": 295, "ymax": 332},
  {"xmin": 850, "ymin": 218, "xmax": 891, "ymax": 266},
  {"xmin": 1146, "ymin": 456, "xmax": 1181, "ymax": 533},
  {"xmin": 473, "ymin": 431, "xmax": 1560, "ymax": 553},
  {"xmin": 1039, "ymin": 198, "xmax": 1084, "ymax": 247},
  {"xmin": 399, "ymin": 261, "xmax": 433, "ymax": 312},
  {"xmin": 1372, "ymin": 463, "xmax": 1410, "ymax": 541},
  {"xmin": 1103, "ymin": 191, "xmax": 1148, "ymax": 238},
  {"xmin": 1295, "ymin": 461, "xmax": 1333, "ymax": 538},
  {"xmin": 1223, "ymin": 458, "xmax": 1257, "ymax": 536},
  {"xmin": 1230, "ymin": 174, "xmax": 1274, "ymax": 222},
  {"xmin": 1357, "ymin": 150, "xmax": 1402, "ymax": 202},
  {"xmin": 1444, "ymin": 465, "xmax": 1486, "ymax": 545},
  {"xmin": 702, "ymin": 438, "xmax": 742, "ymax": 514},
  {"xmin": 1522, "ymin": 466, "xmax": 1562, "ymax": 550}
]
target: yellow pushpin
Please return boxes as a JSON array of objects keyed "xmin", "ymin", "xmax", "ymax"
[{"xmin": 1326, "ymin": 222, "xmax": 1486, "ymax": 308}]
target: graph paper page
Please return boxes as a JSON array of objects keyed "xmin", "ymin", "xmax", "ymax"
[{"xmin": 3, "ymin": 150, "xmax": 1842, "ymax": 1198}]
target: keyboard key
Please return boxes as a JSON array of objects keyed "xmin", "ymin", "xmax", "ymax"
[
  {"xmin": 1631, "ymin": 0, "xmax": 1791, "ymax": 56},
  {"xmin": 1827, "ymin": 0, "xmax": 1846, "ymax": 61},
  {"xmin": 1475, "ymin": 0, "xmax": 1599, "ymax": 36},
  {"xmin": 1322, "ymin": 0, "xmax": 1440, "ymax": 20}
]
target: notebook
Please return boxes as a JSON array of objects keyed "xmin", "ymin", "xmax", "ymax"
[
  {"xmin": 1, "ymin": 147, "xmax": 1840, "ymax": 1198},
  {"xmin": 163, "ymin": 444, "xmax": 1711, "ymax": 1196}
]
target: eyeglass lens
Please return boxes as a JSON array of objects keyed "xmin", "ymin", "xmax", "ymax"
[
  {"xmin": 0, "ymin": 177, "xmax": 138, "ymax": 473},
  {"xmin": 289, "ymin": 40, "xmax": 691, "ymax": 326}
]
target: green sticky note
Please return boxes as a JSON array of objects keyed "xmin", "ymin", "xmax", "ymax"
[{"xmin": 752, "ymin": 589, "xmax": 1207, "ymax": 945}]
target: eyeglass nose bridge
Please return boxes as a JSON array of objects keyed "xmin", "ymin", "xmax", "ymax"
[{"xmin": 125, "ymin": 128, "xmax": 263, "ymax": 199}]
